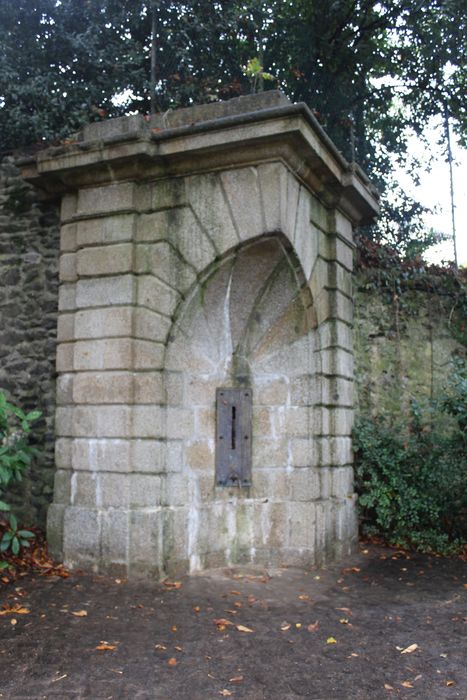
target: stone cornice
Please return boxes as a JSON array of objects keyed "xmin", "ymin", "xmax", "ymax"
[{"xmin": 19, "ymin": 92, "xmax": 379, "ymax": 226}]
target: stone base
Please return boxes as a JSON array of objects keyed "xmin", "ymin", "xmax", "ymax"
[{"xmin": 52, "ymin": 498, "xmax": 358, "ymax": 579}]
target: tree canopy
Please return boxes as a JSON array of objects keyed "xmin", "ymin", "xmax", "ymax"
[{"xmin": 1, "ymin": 0, "xmax": 465, "ymax": 254}]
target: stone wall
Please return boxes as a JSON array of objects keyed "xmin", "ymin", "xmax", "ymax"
[
  {"xmin": 0, "ymin": 157, "xmax": 60, "ymax": 524},
  {"xmin": 354, "ymin": 272, "xmax": 465, "ymax": 424}
]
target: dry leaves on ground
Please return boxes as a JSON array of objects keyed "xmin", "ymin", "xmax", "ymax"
[
  {"xmin": 95, "ymin": 642, "xmax": 118, "ymax": 651},
  {"xmin": 163, "ymin": 580, "xmax": 182, "ymax": 590},
  {"xmin": 0, "ymin": 604, "xmax": 30, "ymax": 615}
]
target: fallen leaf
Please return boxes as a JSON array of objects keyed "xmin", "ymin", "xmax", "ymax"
[
  {"xmin": 164, "ymin": 580, "xmax": 182, "ymax": 589},
  {"xmin": 0, "ymin": 605, "xmax": 30, "ymax": 615},
  {"xmin": 384, "ymin": 683, "xmax": 394, "ymax": 690},
  {"xmin": 307, "ymin": 621, "xmax": 319, "ymax": 632},
  {"xmin": 230, "ymin": 590, "xmax": 241, "ymax": 596},
  {"xmin": 171, "ymin": 625, "xmax": 177, "ymax": 632},
  {"xmin": 219, "ymin": 691, "xmax": 232, "ymax": 697},
  {"xmin": 298, "ymin": 594, "xmax": 310, "ymax": 601},
  {"xmin": 71, "ymin": 610, "xmax": 88, "ymax": 617},
  {"xmin": 193, "ymin": 606, "xmax": 200, "ymax": 613},
  {"xmin": 326, "ymin": 637, "xmax": 337, "ymax": 644},
  {"xmin": 233, "ymin": 602, "xmax": 242, "ymax": 608},
  {"xmin": 95, "ymin": 643, "xmax": 117, "ymax": 651},
  {"xmin": 401, "ymin": 644, "xmax": 418, "ymax": 654},
  {"xmin": 155, "ymin": 644, "xmax": 167, "ymax": 650},
  {"xmin": 51, "ymin": 674, "xmax": 67, "ymax": 683},
  {"xmin": 339, "ymin": 618, "xmax": 350, "ymax": 625},
  {"xmin": 167, "ymin": 657, "xmax": 177, "ymax": 667},
  {"xmin": 342, "ymin": 567, "xmax": 361, "ymax": 574},
  {"xmin": 236, "ymin": 624, "xmax": 254, "ymax": 633},
  {"xmin": 401, "ymin": 681, "xmax": 413, "ymax": 688},
  {"xmin": 10, "ymin": 618, "xmax": 17, "ymax": 626},
  {"xmin": 229, "ymin": 676, "xmax": 244, "ymax": 683},
  {"xmin": 440, "ymin": 653, "xmax": 448, "ymax": 658},
  {"xmin": 336, "ymin": 607, "xmax": 352, "ymax": 616},
  {"xmin": 214, "ymin": 618, "xmax": 234, "ymax": 630},
  {"xmin": 281, "ymin": 622, "xmax": 291, "ymax": 631},
  {"xmin": 350, "ymin": 653, "xmax": 359, "ymax": 657},
  {"xmin": 446, "ymin": 680, "xmax": 455, "ymax": 686}
]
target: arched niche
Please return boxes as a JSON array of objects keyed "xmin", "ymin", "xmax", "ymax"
[{"xmin": 162, "ymin": 234, "xmax": 322, "ymax": 572}]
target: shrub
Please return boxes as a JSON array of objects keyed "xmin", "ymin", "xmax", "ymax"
[
  {"xmin": 0, "ymin": 391, "xmax": 41, "ymax": 567},
  {"xmin": 353, "ymin": 359, "xmax": 467, "ymax": 554}
]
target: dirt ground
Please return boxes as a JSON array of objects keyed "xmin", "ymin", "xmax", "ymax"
[{"xmin": 0, "ymin": 543, "xmax": 466, "ymax": 700}]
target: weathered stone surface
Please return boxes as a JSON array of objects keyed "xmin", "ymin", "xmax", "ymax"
[
  {"xmin": 77, "ymin": 243, "xmax": 133, "ymax": 277},
  {"xmin": 185, "ymin": 173, "xmax": 239, "ymax": 256},
  {"xmin": 77, "ymin": 183, "xmax": 136, "ymax": 216},
  {"xmin": 76, "ymin": 214, "xmax": 135, "ymax": 246},
  {"xmin": 63, "ymin": 506, "xmax": 101, "ymax": 568},
  {"xmin": 59, "ymin": 253, "xmax": 77, "ymax": 282},
  {"xmin": 0, "ymin": 157, "xmax": 59, "ymax": 524},
  {"xmin": 60, "ymin": 223, "xmax": 77, "ymax": 251},
  {"xmin": 74, "ymin": 307, "xmax": 133, "ymax": 339},
  {"xmin": 9, "ymin": 94, "xmax": 383, "ymax": 576},
  {"xmin": 76, "ymin": 275, "xmax": 134, "ymax": 308}
]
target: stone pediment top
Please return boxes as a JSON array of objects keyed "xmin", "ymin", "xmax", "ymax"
[{"xmin": 19, "ymin": 90, "xmax": 379, "ymax": 225}]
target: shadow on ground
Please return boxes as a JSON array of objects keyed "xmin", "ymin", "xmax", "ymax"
[{"xmin": 0, "ymin": 544, "xmax": 466, "ymax": 699}]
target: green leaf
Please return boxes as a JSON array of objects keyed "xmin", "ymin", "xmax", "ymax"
[
  {"xmin": 0, "ymin": 500, "xmax": 11, "ymax": 511},
  {"xmin": 18, "ymin": 530, "xmax": 34, "ymax": 538},
  {"xmin": 12, "ymin": 537, "xmax": 20, "ymax": 555},
  {"xmin": 245, "ymin": 57, "xmax": 263, "ymax": 77},
  {"xmin": 25, "ymin": 410, "xmax": 42, "ymax": 422},
  {"xmin": 9, "ymin": 513, "xmax": 18, "ymax": 531}
]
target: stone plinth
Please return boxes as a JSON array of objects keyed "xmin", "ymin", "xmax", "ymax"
[{"xmin": 23, "ymin": 91, "xmax": 379, "ymax": 577}]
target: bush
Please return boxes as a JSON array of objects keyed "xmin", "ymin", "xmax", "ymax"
[
  {"xmin": 0, "ymin": 391, "xmax": 41, "ymax": 567},
  {"xmin": 353, "ymin": 359, "xmax": 467, "ymax": 554}
]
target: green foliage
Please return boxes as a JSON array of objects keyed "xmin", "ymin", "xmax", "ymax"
[
  {"xmin": 353, "ymin": 360, "xmax": 467, "ymax": 554},
  {"xmin": 0, "ymin": 1, "xmax": 465, "ymax": 256},
  {"xmin": 0, "ymin": 392, "xmax": 41, "ymax": 494},
  {"xmin": 441, "ymin": 357, "xmax": 467, "ymax": 434},
  {"xmin": 244, "ymin": 57, "xmax": 275, "ymax": 92},
  {"xmin": 0, "ymin": 512, "xmax": 34, "ymax": 556}
]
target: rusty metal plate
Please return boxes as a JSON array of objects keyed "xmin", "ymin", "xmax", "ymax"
[{"xmin": 215, "ymin": 387, "xmax": 252, "ymax": 487}]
